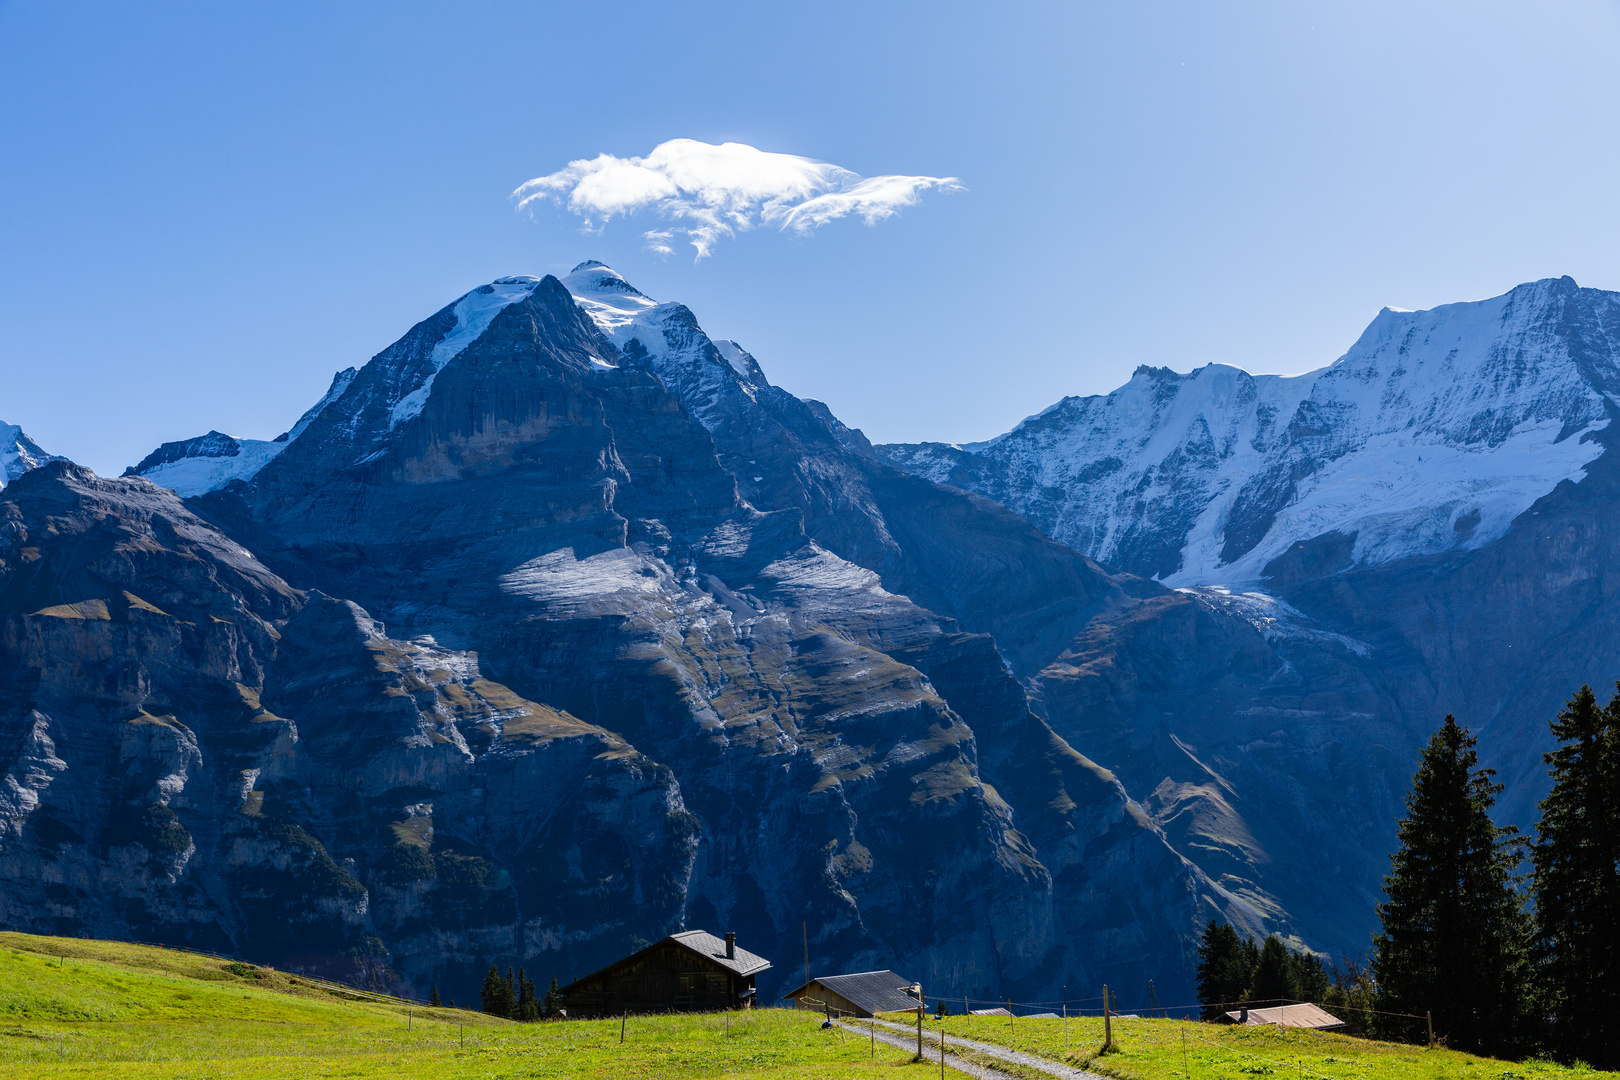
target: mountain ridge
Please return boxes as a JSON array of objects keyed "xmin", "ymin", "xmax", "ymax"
[{"xmin": 878, "ymin": 275, "xmax": 1619, "ymax": 586}]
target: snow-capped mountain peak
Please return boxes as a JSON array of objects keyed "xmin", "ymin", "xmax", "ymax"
[
  {"xmin": 389, "ymin": 276, "xmax": 543, "ymax": 425},
  {"xmin": 0, "ymin": 422, "xmax": 66, "ymax": 488},
  {"xmin": 559, "ymin": 263, "xmax": 771, "ymax": 429},
  {"xmin": 880, "ymin": 276, "xmax": 1620, "ymax": 585}
]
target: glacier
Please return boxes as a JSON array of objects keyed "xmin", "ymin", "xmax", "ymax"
[{"xmin": 880, "ymin": 276, "xmax": 1619, "ymax": 585}]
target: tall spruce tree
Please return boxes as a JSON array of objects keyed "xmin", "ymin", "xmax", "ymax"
[
  {"xmin": 429, "ymin": 985, "xmax": 441, "ymax": 1007},
  {"xmin": 1288, "ymin": 950, "xmax": 1330, "ymax": 1004},
  {"xmin": 544, "ymin": 975, "xmax": 561, "ymax": 1018},
  {"xmin": 1196, "ymin": 919, "xmax": 1252, "ymax": 1019},
  {"xmin": 1373, "ymin": 715, "xmax": 1527, "ymax": 1055},
  {"xmin": 1530, "ymin": 684, "xmax": 1620, "ymax": 1068},
  {"xmin": 517, "ymin": 967, "xmax": 539, "ymax": 1022},
  {"xmin": 1251, "ymin": 936, "xmax": 1295, "ymax": 1004},
  {"xmin": 480, "ymin": 962, "xmax": 515, "ymax": 1018}
]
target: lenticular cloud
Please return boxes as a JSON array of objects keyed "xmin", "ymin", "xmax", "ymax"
[{"xmin": 514, "ymin": 139, "xmax": 961, "ymax": 259}]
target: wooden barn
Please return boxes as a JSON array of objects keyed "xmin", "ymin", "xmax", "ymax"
[
  {"xmin": 558, "ymin": 931, "xmax": 771, "ymax": 1016},
  {"xmin": 781, "ymin": 970, "xmax": 922, "ymax": 1018}
]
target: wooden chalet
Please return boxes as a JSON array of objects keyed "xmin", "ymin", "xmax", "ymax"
[
  {"xmin": 781, "ymin": 970, "xmax": 922, "ymax": 1018},
  {"xmin": 559, "ymin": 931, "xmax": 770, "ymax": 1016}
]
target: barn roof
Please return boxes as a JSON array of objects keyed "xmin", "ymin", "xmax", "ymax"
[
  {"xmin": 1222, "ymin": 1003, "xmax": 1345, "ymax": 1029},
  {"xmin": 560, "ymin": 929, "xmax": 771, "ymax": 994},
  {"xmin": 666, "ymin": 930, "xmax": 771, "ymax": 977},
  {"xmin": 781, "ymin": 970, "xmax": 921, "ymax": 1015}
]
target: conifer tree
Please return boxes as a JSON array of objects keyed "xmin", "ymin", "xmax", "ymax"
[
  {"xmin": 480, "ymin": 962, "xmax": 515, "ymax": 1017},
  {"xmin": 430, "ymin": 985, "xmax": 441, "ymax": 1007},
  {"xmin": 1373, "ymin": 715, "xmax": 1527, "ymax": 1055},
  {"xmin": 544, "ymin": 976, "xmax": 561, "ymax": 1018},
  {"xmin": 1251, "ymin": 936, "xmax": 1295, "ymax": 1003},
  {"xmin": 1530, "ymin": 684, "xmax": 1620, "ymax": 1068},
  {"xmin": 1288, "ymin": 949, "xmax": 1330, "ymax": 1003},
  {"xmin": 517, "ymin": 967, "xmax": 539, "ymax": 1022},
  {"xmin": 1196, "ymin": 919, "xmax": 1252, "ymax": 1018}
]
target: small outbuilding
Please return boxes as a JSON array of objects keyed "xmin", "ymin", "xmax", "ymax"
[
  {"xmin": 781, "ymin": 970, "xmax": 922, "ymax": 1018},
  {"xmin": 559, "ymin": 930, "xmax": 770, "ymax": 1016},
  {"xmin": 1221, "ymin": 1003, "xmax": 1345, "ymax": 1030}
]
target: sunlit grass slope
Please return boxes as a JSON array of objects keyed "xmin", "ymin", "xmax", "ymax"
[
  {"xmin": 0, "ymin": 932, "xmax": 911, "ymax": 1078},
  {"xmin": 890, "ymin": 1013, "xmax": 1619, "ymax": 1080}
]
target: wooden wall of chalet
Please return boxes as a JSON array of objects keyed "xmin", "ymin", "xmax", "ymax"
[{"xmin": 567, "ymin": 942, "xmax": 748, "ymax": 1015}]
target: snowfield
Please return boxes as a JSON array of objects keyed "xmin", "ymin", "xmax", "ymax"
[{"xmin": 881, "ymin": 276, "xmax": 1619, "ymax": 585}]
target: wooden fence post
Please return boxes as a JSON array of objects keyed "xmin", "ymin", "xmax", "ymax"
[{"xmin": 1104, "ymin": 985, "xmax": 1113, "ymax": 1051}]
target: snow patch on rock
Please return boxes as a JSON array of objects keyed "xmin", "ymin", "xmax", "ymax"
[
  {"xmin": 390, "ymin": 277, "xmax": 542, "ymax": 426},
  {"xmin": 0, "ymin": 423, "xmax": 66, "ymax": 488}
]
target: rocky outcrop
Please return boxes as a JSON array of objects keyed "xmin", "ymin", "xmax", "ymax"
[{"xmin": 0, "ymin": 462, "xmax": 693, "ymax": 997}]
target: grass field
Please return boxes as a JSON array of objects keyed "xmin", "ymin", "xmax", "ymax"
[
  {"xmin": 0, "ymin": 933, "xmax": 912, "ymax": 1078},
  {"xmin": 883, "ymin": 1011, "xmax": 1618, "ymax": 1080},
  {"xmin": 2, "ymin": 932, "xmax": 1613, "ymax": 1080}
]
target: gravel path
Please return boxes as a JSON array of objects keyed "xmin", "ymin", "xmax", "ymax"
[
  {"xmin": 833, "ymin": 1017, "xmax": 1022, "ymax": 1079},
  {"xmin": 859, "ymin": 1016, "xmax": 1112, "ymax": 1080}
]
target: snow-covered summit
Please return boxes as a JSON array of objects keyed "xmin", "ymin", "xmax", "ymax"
[
  {"xmin": 560, "ymin": 262, "xmax": 771, "ymax": 429},
  {"xmin": 126, "ymin": 273, "xmax": 552, "ymax": 497},
  {"xmin": 880, "ymin": 276, "xmax": 1620, "ymax": 585},
  {"xmin": 0, "ymin": 422, "xmax": 66, "ymax": 488}
]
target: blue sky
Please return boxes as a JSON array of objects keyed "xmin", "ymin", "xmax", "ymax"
[{"xmin": 3, "ymin": 1, "xmax": 1619, "ymax": 475}]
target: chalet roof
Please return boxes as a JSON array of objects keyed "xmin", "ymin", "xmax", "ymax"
[
  {"xmin": 781, "ymin": 970, "xmax": 921, "ymax": 1015},
  {"xmin": 1222, "ymin": 1003, "xmax": 1344, "ymax": 1029},
  {"xmin": 559, "ymin": 929, "xmax": 771, "ymax": 994},
  {"xmin": 666, "ymin": 930, "xmax": 771, "ymax": 977}
]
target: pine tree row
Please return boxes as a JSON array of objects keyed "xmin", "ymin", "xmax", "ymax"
[
  {"xmin": 479, "ymin": 963, "xmax": 562, "ymax": 1021},
  {"xmin": 1197, "ymin": 683, "xmax": 1619, "ymax": 1068}
]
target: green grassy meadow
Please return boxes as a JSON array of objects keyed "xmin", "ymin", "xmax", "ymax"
[
  {"xmin": 2, "ymin": 932, "xmax": 1614, "ymax": 1080},
  {"xmin": 881, "ymin": 1012, "xmax": 1619, "ymax": 1080},
  {"xmin": 0, "ymin": 933, "xmax": 911, "ymax": 1078}
]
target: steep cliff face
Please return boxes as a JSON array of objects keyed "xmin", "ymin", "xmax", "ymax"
[
  {"xmin": 15, "ymin": 266, "xmax": 1275, "ymax": 1005},
  {"xmin": 0, "ymin": 462, "xmax": 693, "ymax": 997},
  {"xmin": 876, "ymin": 275, "xmax": 1620, "ymax": 964}
]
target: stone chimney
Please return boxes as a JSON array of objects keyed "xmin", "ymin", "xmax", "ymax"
[{"xmin": 725, "ymin": 931, "xmax": 736, "ymax": 959}]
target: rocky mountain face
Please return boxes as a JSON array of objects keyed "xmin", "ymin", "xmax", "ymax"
[
  {"xmin": 0, "ymin": 423, "xmax": 64, "ymax": 487},
  {"xmin": 19, "ymin": 266, "xmax": 1609, "ymax": 1007},
  {"xmin": 878, "ymin": 276, "xmax": 1620, "ymax": 956},
  {"xmin": 4, "ymin": 264, "xmax": 1309, "ymax": 1007}
]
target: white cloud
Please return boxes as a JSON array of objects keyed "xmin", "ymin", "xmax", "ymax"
[{"xmin": 513, "ymin": 139, "xmax": 961, "ymax": 259}]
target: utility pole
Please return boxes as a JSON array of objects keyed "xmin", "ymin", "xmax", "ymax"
[
  {"xmin": 1426, "ymin": 1012, "xmax": 1434, "ymax": 1049},
  {"xmin": 1103, "ymin": 985, "xmax": 1113, "ymax": 1051},
  {"xmin": 915, "ymin": 1002, "xmax": 924, "ymax": 1062},
  {"xmin": 803, "ymin": 922, "xmax": 810, "ymax": 1001}
]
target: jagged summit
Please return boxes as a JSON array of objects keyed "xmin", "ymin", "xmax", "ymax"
[
  {"xmin": 0, "ymin": 422, "xmax": 67, "ymax": 488},
  {"xmin": 880, "ymin": 276, "xmax": 1620, "ymax": 584}
]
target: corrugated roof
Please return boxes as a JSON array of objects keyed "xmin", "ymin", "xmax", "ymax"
[
  {"xmin": 1222, "ymin": 1003, "xmax": 1344, "ymax": 1029},
  {"xmin": 666, "ymin": 930, "xmax": 772, "ymax": 977},
  {"xmin": 781, "ymin": 969, "xmax": 921, "ymax": 1015}
]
